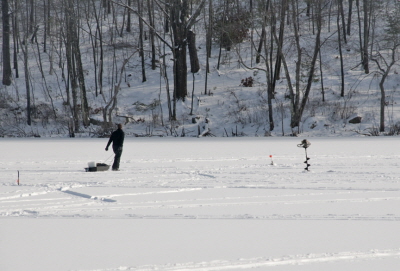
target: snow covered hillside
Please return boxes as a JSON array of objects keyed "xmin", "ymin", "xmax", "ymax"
[{"xmin": 1, "ymin": 1, "xmax": 400, "ymax": 138}]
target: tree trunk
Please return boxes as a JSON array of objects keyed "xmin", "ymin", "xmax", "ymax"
[
  {"xmin": 126, "ymin": 0, "xmax": 131, "ymax": 32},
  {"xmin": 188, "ymin": 30, "xmax": 199, "ymax": 116},
  {"xmin": 204, "ymin": 0, "xmax": 212, "ymax": 94},
  {"xmin": 138, "ymin": 0, "xmax": 146, "ymax": 82},
  {"xmin": 338, "ymin": 0, "xmax": 347, "ymax": 43},
  {"xmin": 65, "ymin": 1, "xmax": 80, "ymax": 131},
  {"xmin": 272, "ymin": 0, "xmax": 288, "ymax": 92},
  {"xmin": 43, "ymin": 0, "xmax": 48, "ymax": 53},
  {"xmin": 217, "ymin": 0, "xmax": 228, "ymax": 70},
  {"xmin": 2, "ymin": 0, "xmax": 12, "ymax": 86},
  {"xmin": 263, "ymin": 28, "xmax": 274, "ymax": 131},
  {"xmin": 29, "ymin": 0, "xmax": 34, "ymax": 34},
  {"xmin": 147, "ymin": 0, "xmax": 156, "ymax": 70},
  {"xmin": 256, "ymin": 27, "xmax": 266, "ymax": 64},
  {"xmin": 23, "ymin": 38, "xmax": 31, "ymax": 125},
  {"xmin": 187, "ymin": 30, "xmax": 200, "ymax": 73},
  {"xmin": 347, "ymin": 0, "xmax": 353, "ymax": 35},
  {"xmin": 84, "ymin": 1, "xmax": 98, "ymax": 95},
  {"xmin": 92, "ymin": 0, "xmax": 104, "ymax": 96},
  {"xmin": 337, "ymin": 3, "xmax": 345, "ymax": 97},
  {"xmin": 379, "ymin": 79, "xmax": 385, "ymax": 132},
  {"xmin": 319, "ymin": 48, "xmax": 325, "ymax": 102},
  {"xmin": 290, "ymin": 0, "xmax": 302, "ymax": 129},
  {"xmin": 171, "ymin": 0, "xmax": 189, "ymax": 100},
  {"xmin": 11, "ymin": 7, "xmax": 19, "ymax": 80},
  {"xmin": 67, "ymin": 0, "xmax": 89, "ymax": 127},
  {"xmin": 362, "ymin": 0, "xmax": 370, "ymax": 73},
  {"xmin": 173, "ymin": 45, "xmax": 188, "ymax": 100},
  {"xmin": 298, "ymin": 1, "xmax": 322, "ymax": 121},
  {"xmin": 206, "ymin": 0, "xmax": 212, "ymax": 65},
  {"xmin": 356, "ymin": 0, "xmax": 364, "ymax": 64},
  {"xmin": 74, "ymin": 39, "xmax": 90, "ymax": 128}
]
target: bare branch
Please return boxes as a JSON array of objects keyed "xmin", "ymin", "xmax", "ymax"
[
  {"xmin": 187, "ymin": 0, "xmax": 207, "ymax": 30},
  {"xmin": 110, "ymin": 0, "xmax": 173, "ymax": 50}
]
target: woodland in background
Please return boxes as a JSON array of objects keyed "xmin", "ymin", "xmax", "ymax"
[{"xmin": 1, "ymin": 0, "xmax": 400, "ymax": 137}]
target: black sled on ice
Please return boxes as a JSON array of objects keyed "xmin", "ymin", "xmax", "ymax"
[{"xmin": 85, "ymin": 161, "xmax": 110, "ymax": 172}]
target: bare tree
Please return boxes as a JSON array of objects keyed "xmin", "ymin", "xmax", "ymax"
[
  {"xmin": 371, "ymin": 6, "xmax": 400, "ymax": 132},
  {"xmin": 104, "ymin": 52, "xmax": 137, "ymax": 123},
  {"xmin": 17, "ymin": 1, "xmax": 32, "ymax": 125},
  {"xmin": 204, "ymin": 0, "xmax": 213, "ymax": 94},
  {"xmin": 65, "ymin": 0, "xmax": 90, "ymax": 129},
  {"xmin": 112, "ymin": 0, "xmax": 205, "ymax": 104},
  {"xmin": 91, "ymin": 0, "xmax": 105, "ymax": 96},
  {"xmin": 272, "ymin": 0, "xmax": 288, "ymax": 95},
  {"xmin": 238, "ymin": 0, "xmax": 275, "ymax": 131},
  {"xmin": 255, "ymin": 0, "xmax": 269, "ymax": 64},
  {"xmin": 277, "ymin": 0, "xmax": 323, "ymax": 130},
  {"xmin": 337, "ymin": 0, "xmax": 345, "ymax": 97}
]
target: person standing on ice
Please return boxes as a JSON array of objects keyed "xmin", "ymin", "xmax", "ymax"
[{"xmin": 105, "ymin": 124, "xmax": 125, "ymax": 171}]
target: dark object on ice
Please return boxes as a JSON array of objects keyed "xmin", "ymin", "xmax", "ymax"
[
  {"xmin": 96, "ymin": 163, "xmax": 110, "ymax": 171},
  {"xmin": 349, "ymin": 116, "xmax": 362, "ymax": 124},
  {"xmin": 297, "ymin": 139, "xmax": 311, "ymax": 171},
  {"xmin": 297, "ymin": 139, "xmax": 311, "ymax": 149},
  {"xmin": 85, "ymin": 162, "xmax": 110, "ymax": 172}
]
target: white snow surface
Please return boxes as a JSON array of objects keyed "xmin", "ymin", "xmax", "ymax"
[{"xmin": 1, "ymin": 137, "xmax": 400, "ymax": 271}]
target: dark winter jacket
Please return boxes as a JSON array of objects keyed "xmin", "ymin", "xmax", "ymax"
[{"xmin": 106, "ymin": 128, "xmax": 125, "ymax": 149}]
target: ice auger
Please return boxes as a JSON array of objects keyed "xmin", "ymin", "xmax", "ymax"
[{"xmin": 297, "ymin": 139, "xmax": 311, "ymax": 171}]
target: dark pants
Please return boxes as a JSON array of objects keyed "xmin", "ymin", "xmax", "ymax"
[{"xmin": 112, "ymin": 146, "xmax": 123, "ymax": 170}]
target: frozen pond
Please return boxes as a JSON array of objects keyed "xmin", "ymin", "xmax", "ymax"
[{"xmin": 1, "ymin": 137, "xmax": 400, "ymax": 270}]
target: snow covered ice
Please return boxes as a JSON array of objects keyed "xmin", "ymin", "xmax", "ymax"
[{"xmin": 1, "ymin": 137, "xmax": 400, "ymax": 271}]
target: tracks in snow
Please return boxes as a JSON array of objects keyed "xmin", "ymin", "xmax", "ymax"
[
  {"xmin": 2, "ymin": 185, "xmax": 400, "ymax": 221},
  {"xmin": 77, "ymin": 249, "xmax": 400, "ymax": 271}
]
